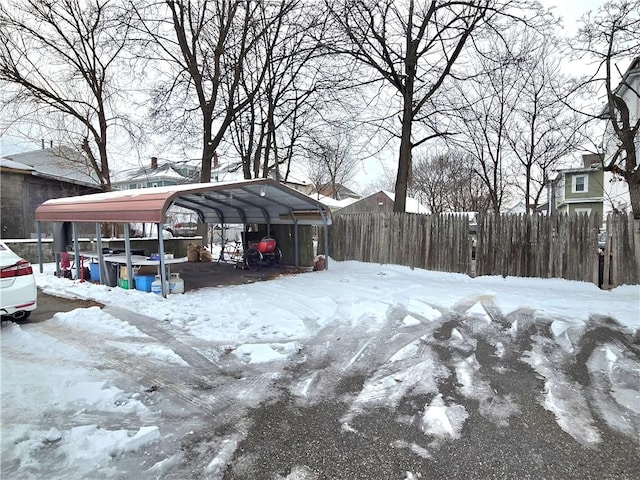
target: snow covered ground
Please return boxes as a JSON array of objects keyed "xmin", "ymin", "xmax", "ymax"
[{"xmin": 1, "ymin": 258, "xmax": 638, "ymax": 479}]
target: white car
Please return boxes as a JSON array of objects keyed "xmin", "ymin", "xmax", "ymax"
[{"xmin": 0, "ymin": 241, "xmax": 37, "ymax": 320}]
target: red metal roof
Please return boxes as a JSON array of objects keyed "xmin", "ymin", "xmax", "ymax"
[{"xmin": 35, "ymin": 178, "xmax": 332, "ymax": 226}]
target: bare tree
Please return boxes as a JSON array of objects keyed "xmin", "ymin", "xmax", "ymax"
[
  {"xmin": 304, "ymin": 130, "xmax": 358, "ymax": 200},
  {"xmin": 449, "ymin": 35, "xmax": 530, "ymax": 214},
  {"xmin": 229, "ymin": 1, "xmax": 332, "ymax": 182},
  {"xmin": 506, "ymin": 30, "xmax": 583, "ymax": 213},
  {"xmin": 411, "ymin": 151, "xmax": 491, "ymax": 215},
  {"xmin": 570, "ymin": 0, "xmax": 640, "ymax": 220},
  {"xmin": 360, "ymin": 163, "xmax": 396, "ymax": 196},
  {"xmin": 133, "ymin": 0, "xmax": 294, "ymax": 183},
  {"xmin": 323, "ymin": 0, "xmax": 543, "ymax": 212},
  {"xmin": 0, "ymin": 0, "xmax": 134, "ymax": 191},
  {"xmin": 305, "ymin": 150, "xmax": 332, "ymax": 200}
]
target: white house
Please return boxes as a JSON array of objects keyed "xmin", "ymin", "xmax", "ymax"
[{"xmin": 601, "ymin": 56, "xmax": 639, "ymax": 216}]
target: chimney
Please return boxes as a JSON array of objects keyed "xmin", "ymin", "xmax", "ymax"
[
  {"xmin": 582, "ymin": 153, "xmax": 603, "ymax": 168},
  {"xmin": 213, "ymin": 151, "xmax": 219, "ymax": 169},
  {"xmin": 151, "ymin": 156, "xmax": 158, "ymax": 169}
]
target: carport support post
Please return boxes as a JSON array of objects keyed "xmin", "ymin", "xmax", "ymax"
[
  {"xmin": 72, "ymin": 222, "xmax": 81, "ymax": 279},
  {"xmin": 36, "ymin": 222, "xmax": 43, "ymax": 273},
  {"xmin": 294, "ymin": 219, "xmax": 299, "ymax": 267},
  {"xmin": 157, "ymin": 223, "xmax": 168, "ymax": 298},
  {"xmin": 320, "ymin": 209, "xmax": 329, "ymax": 270},
  {"xmin": 96, "ymin": 224, "xmax": 105, "ymax": 285},
  {"xmin": 124, "ymin": 223, "xmax": 134, "ymax": 289}
]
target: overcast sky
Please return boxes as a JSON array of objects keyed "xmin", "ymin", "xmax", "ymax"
[
  {"xmin": 0, "ymin": 0, "xmax": 610, "ymax": 192},
  {"xmin": 542, "ymin": 0, "xmax": 605, "ymax": 34}
]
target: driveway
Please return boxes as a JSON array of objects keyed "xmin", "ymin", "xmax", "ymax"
[
  {"xmin": 23, "ymin": 290, "xmax": 104, "ymax": 323},
  {"xmin": 2, "ymin": 265, "xmax": 638, "ymax": 480}
]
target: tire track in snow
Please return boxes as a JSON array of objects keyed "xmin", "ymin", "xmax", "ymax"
[{"xmin": 36, "ymin": 307, "xmax": 278, "ymax": 420}]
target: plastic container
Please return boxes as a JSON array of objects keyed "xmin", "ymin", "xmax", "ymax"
[
  {"xmin": 169, "ymin": 273, "xmax": 184, "ymax": 294},
  {"xmin": 151, "ymin": 275, "xmax": 162, "ymax": 295},
  {"xmin": 118, "ymin": 277, "xmax": 133, "ymax": 289},
  {"xmin": 134, "ymin": 275, "xmax": 155, "ymax": 292},
  {"xmin": 90, "ymin": 263, "xmax": 100, "ymax": 281}
]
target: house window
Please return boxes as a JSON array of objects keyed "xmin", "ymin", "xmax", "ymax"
[
  {"xmin": 574, "ymin": 207, "xmax": 591, "ymax": 215},
  {"xmin": 572, "ymin": 174, "xmax": 588, "ymax": 193}
]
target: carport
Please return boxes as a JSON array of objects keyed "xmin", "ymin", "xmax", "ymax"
[{"xmin": 34, "ymin": 178, "xmax": 332, "ymax": 297}]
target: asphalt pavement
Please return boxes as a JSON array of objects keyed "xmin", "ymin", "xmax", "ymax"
[{"xmin": 11, "ymin": 285, "xmax": 639, "ymax": 480}]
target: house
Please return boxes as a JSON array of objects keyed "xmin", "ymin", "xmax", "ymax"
[
  {"xmin": 610, "ymin": 56, "xmax": 639, "ymax": 154},
  {"xmin": 598, "ymin": 56, "xmax": 638, "ymax": 216},
  {"xmin": 112, "ymin": 154, "xmax": 247, "ymax": 190},
  {"xmin": 0, "ymin": 146, "xmax": 102, "ymax": 239},
  {"xmin": 112, "ymin": 155, "xmax": 248, "ymax": 236},
  {"xmin": 310, "ymin": 183, "xmax": 361, "ymax": 201},
  {"xmin": 334, "ymin": 190, "xmax": 427, "ymax": 215},
  {"xmin": 312, "ymin": 194, "xmax": 358, "ymax": 212},
  {"xmin": 505, "ymin": 202, "xmax": 527, "ymax": 215},
  {"xmin": 548, "ymin": 154, "xmax": 605, "ymax": 217},
  {"xmin": 111, "ymin": 156, "xmax": 200, "ymax": 190}
]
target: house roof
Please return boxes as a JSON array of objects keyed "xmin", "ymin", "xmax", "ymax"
[
  {"xmin": 333, "ymin": 190, "xmax": 428, "ymax": 214},
  {"xmin": 0, "ymin": 146, "xmax": 101, "ymax": 188},
  {"xmin": 381, "ymin": 191, "xmax": 428, "ymax": 214},
  {"xmin": 112, "ymin": 160, "xmax": 198, "ymax": 185},
  {"xmin": 315, "ymin": 183, "xmax": 361, "ymax": 200},
  {"xmin": 127, "ymin": 165, "xmax": 190, "ymax": 183},
  {"xmin": 310, "ymin": 194, "xmax": 358, "ymax": 211},
  {"xmin": 549, "ymin": 166, "xmax": 602, "ymax": 182},
  {"xmin": 34, "ymin": 178, "xmax": 332, "ymax": 226},
  {"xmin": 0, "ymin": 158, "xmax": 36, "ymax": 172}
]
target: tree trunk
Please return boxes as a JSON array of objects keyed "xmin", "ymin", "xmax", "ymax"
[
  {"xmin": 394, "ymin": 31, "xmax": 417, "ymax": 213},
  {"xmin": 628, "ymin": 178, "xmax": 640, "ymax": 218},
  {"xmin": 201, "ymin": 109, "xmax": 214, "ymax": 183},
  {"xmin": 394, "ymin": 107, "xmax": 412, "ymax": 213},
  {"xmin": 525, "ymin": 164, "xmax": 532, "ymax": 213}
]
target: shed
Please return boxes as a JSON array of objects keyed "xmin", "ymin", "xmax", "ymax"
[{"xmin": 34, "ymin": 178, "xmax": 332, "ymax": 296}]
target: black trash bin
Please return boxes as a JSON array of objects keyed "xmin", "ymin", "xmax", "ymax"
[{"xmin": 101, "ymin": 260, "xmax": 117, "ymax": 287}]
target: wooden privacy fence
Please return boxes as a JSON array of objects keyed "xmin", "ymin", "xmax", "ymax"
[
  {"xmin": 600, "ymin": 212, "xmax": 638, "ymax": 288},
  {"xmin": 326, "ymin": 212, "xmax": 473, "ymax": 275},
  {"xmin": 475, "ymin": 213, "xmax": 601, "ymax": 282},
  {"xmin": 324, "ymin": 212, "xmax": 638, "ymax": 288}
]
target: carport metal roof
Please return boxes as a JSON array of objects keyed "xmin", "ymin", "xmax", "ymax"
[{"xmin": 34, "ymin": 178, "xmax": 332, "ymax": 226}]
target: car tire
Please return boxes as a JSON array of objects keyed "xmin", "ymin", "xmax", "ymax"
[{"xmin": 11, "ymin": 311, "xmax": 31, "ymax": 321}]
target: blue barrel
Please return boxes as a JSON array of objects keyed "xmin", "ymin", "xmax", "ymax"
[{"xmin": 90, "ymin": 263, "xmax": 100, "ymax": 282}]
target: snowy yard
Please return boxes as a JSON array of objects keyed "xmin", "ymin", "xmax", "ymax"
[{"xmin": 1, "ymin": 259, "xmax": 639, "ymax": 479}]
